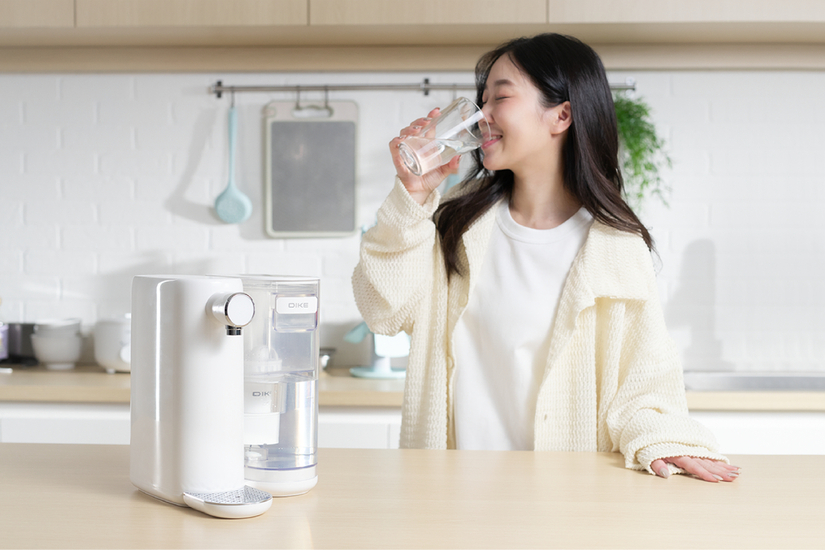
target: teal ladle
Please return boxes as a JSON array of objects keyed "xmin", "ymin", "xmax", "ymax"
[{"xmin": 215, "ymin": 104, "xmax": 252, "ymax": 224}]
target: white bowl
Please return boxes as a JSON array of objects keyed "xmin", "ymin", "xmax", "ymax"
[
  {"xmin": 34, "ymin": 318, "xmax": 81, "ymax": 337},
  {"xmin": 94, "ymin": 315, "xmax": 131, "ymax": 373},
  {"xmin": 31, "ymin": 333, "xmax": 83, "ymax": 370}
]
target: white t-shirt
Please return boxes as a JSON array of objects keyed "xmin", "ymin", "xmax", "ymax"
[{"xmin": 453, "ymin": 202, "xmax": 594, "ymax": 450}]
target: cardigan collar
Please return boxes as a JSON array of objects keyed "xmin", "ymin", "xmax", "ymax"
[
  {"xmin": 461, "ymin": 201, "xmax": 652, "ymax": 305},
  {"xmin": 456, "ymin": 200, "xmax": 656, "ymax": 379}
]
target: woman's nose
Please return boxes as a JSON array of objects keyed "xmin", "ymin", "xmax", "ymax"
[{"xmin": 481, "ymin": 105, "xmax": 493, "ymax": 129}]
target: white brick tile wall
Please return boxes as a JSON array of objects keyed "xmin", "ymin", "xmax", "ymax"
[
  {"xmin": 98, "ymin": 150, "xmax": 172, "ymax": 178},
  {"xmin": 62, "ymin": 125, "xmax": 133, "ymax": 151},
  {"xmin": 135, "ymin": 226, "xmax": 209, "ymax": 251},
  {"xmin": 99, "ymin": 200, "xmax": 171, "ymax": 225},
  {"xmin": 23, "ymin": 150, "xmax": 96, "ymax": 177},
  {"xmin": 62, "ymin": 175, "xmax": 134, "ymax": 201},
  {"xmin": 62, "ymin": 226, "xmax": 132, "ymax": 251},
  {"xmin": 98, "ymin": 99, "xmax": 171, "ymax": 127},
  {"xmin": 23, "ymin": 100, "xmax": 96, "ymax": 127},
  {"xmin": 0, "ymin": 125, "xmax": 59, "ymax": 150},
  {"xmin": 1, "ymin": 70, "xmax": 823, "ymax": 370},
  {"xmin": 24, "ymin": 200, "xmax": 96, "ymax": 225},
  {"xmin": 0, "ymin": 101, "xmax": 21, "ymax": 125},
  {"xmin": 0, "ymin": 252, "xmax": 21, "ymax": 274},
  {"xmin": 25, "ymin": 250, "xmax": 96, "ymax": 276},
  {"xmin": 0, "ymin": 201, "xmax": 22, "ymax": 228}
]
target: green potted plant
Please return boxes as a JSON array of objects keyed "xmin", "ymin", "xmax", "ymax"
[{"xmin": 613, "ymin": 93, "xmax": 672, "ymax": 211}]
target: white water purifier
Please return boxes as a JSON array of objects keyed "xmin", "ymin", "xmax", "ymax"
[{"xmin": 129, "ymin": 275, "xmax": 272, "ymax": 519}]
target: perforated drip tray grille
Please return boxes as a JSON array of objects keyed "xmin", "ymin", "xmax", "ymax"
[{"xmin": 184, "ymin": 486, "xmax": 272, "ymax": 506}]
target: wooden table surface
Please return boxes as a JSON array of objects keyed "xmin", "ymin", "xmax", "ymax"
[{"xmin": 1, "ymin": 444, "xmax": 823, "ymax": 549}]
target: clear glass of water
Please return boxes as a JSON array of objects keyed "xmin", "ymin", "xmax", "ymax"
[{"xmin": 398, "ymin": 97, "xmax": 490, "ymax": 176}]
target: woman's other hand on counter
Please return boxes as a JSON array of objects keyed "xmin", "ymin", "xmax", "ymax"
[{"xmin": 652, "ymin": 456, "xmax": 741, "ymax": 483}]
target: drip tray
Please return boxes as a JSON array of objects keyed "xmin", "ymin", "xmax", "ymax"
[{"xmin": 683, "ymin": 371, "xmax": 825, "ymax": 392}]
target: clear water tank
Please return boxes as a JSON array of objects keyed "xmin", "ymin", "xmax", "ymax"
[{"xmin": 240, "ymin": 275, "xmax": 319, "ymax": 496}]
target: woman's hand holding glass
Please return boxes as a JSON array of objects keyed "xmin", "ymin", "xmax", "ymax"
[{"xmin": 390, "ymin": 108, "xmax": 460, "ymax": 205}]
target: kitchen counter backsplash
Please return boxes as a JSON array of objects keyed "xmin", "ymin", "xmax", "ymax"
[{"xmin": 1, "ymin": 70, "xmax": 824, "ymax": 372}]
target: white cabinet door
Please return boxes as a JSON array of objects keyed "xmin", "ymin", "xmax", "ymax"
[
  {"xmin": 690, "ymin": 411, "xmax": 825, "ymax": 455},
  {"xmin": 0, "ymin": 402, "xmax": 130, "ymax": 444},
  {"xmin": 0, "ymin": 402, "xmax": 403, "ymax": 449},
  {"xmin": 318, "ymin": 406, "xmax": 401, "ymax": 449}
]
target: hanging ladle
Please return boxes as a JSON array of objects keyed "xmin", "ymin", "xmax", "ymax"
[{"xmin": 215, "ymin": 95, "xmax": 252, "ymax": 224}]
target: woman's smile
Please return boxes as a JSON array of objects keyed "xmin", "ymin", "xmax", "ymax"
[{"xmin": 482, "ymin": 134, "xmax": 502, "ymax": 150}]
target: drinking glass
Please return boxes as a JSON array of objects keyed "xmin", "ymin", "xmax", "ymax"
[{"xmin": 398, "ymin": 97, "xmax": 490, "ymax": 176}]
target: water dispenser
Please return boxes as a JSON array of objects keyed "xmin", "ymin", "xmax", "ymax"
[{"xmin": 240, "ymin": 275, "xmax": 320, "ymax": 496}]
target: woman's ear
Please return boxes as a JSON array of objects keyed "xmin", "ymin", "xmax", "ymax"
[{"xmin": 553, "ymin": 101, "xmax": 572, "ymax": 134}]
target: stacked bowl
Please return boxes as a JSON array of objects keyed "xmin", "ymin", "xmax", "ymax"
[{"xmin": 31, "ymin": 318, "xmax": 83, "ymax": 370}]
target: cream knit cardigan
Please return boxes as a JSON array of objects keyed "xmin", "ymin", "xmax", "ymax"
[{"xmin": 353, "ymin": 178, "xmax": 728, "ymax": 474}]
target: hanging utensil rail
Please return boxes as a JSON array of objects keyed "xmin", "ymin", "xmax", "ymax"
[{"xmin": 209, "ymin": 78, "xmax": 635, "ymax": 98}]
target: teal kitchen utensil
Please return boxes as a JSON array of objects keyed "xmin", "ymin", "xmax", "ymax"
[{"xmin": 215, "ymin": 104, "xmax": 252, "ymax": 224}]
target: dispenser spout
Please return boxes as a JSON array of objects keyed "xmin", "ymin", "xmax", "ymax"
[{"xmin": 207, "ymin": 292, "xmax": 255, "ymax": 335}]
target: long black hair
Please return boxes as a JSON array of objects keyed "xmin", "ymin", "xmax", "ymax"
[{"xmin": 434, "ymin": 33, "xmax": 654, "ymax": 278}]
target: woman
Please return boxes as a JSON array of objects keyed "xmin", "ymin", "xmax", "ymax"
[{"xmin": 353, "ymin": 33, "xmax": 739, "ymax": 483}]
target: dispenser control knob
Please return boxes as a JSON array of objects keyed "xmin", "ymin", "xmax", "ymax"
[{"xmin": 208, "ymin": 292, "xmax": 255, "ymax": 333}]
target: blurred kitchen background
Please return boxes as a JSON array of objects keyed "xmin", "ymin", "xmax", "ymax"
[
  {"xmin": 1, "ymin": 1, "xmax": 825, "ymax": 373},
  {"xmin": 3, "ymin": 68, "xmax": 824, "ymax": 372}
]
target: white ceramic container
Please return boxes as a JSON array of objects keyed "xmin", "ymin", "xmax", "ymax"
[
  {"xmin": 34, "ymin": 318, "xmax": 81, "ymax": 337},
  {"xmin": 94, "ymin": 315, "xmax": 131, "ymax": 373},
  {"xmin": 31, "ymin": 333, "xmax": 83, "ymax": 370}
]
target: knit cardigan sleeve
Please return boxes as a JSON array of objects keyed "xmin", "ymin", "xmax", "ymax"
[
  {"xmin": 352, "ymin": 177, "xmax": 441, "ymax": 336},
  {"xmin": 604, "ymin": 247, "xmax": 729, "ymax": 475}
]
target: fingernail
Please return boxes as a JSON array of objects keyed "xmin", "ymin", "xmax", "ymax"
[
  {"xmin": 713, "ymin": 474, "xmax": 724, "ymax": 481},
  {"xmin": 729, "ymin": 472, "xmax": 739, "ymax": 477},
  {"xmin": 658, "ymin": 467, "xmax": 670, "ymax": 479}
]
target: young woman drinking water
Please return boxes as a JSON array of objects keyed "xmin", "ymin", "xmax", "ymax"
[{"xmin": 353, "ymin": 33, "xmax": 740, "ymax": 483}]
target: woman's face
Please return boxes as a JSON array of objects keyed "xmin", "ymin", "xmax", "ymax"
[{"xmin": 479, "ymin": 55, "xmax": 568, "ymax": 175}]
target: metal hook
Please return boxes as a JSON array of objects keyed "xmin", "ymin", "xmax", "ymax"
[
  {"xmin": 230, "ymin": 90, "xmax": 235, "ymax": 108},
  {"xmin": 452, "ymin": 84, "xmax": 457, "ymax": 101},
  {"xmin": 295, "ymin": 86, "xmax": 302, "ymax": 110},
  {"xmin": 324, "ymin": 86, "xmax": 329, "ymax": 109}
]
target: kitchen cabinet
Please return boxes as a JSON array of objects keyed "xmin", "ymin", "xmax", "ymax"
[
  {"xmin": 2, "ymin": 366, "xmax": 823, "ymax": 452},
  {"xmin": 0, "ymin": 0, "xmax": 74, "ymax": 27},
  {"xmin": 691, "ymin": 411, "xmax": 825, "ymax": 455},
  {"xmin": 4, "ymin": 400, "xmax": 825, "ymax": 454},
  {"xmin": 0, "ymin": 365, "xmax": 403, "ymax": 448},
  {"xmin": 318, "ymin": 406, "xmax": 401, "ymax": 449},
  {"xmin": 309, "ymin": 0, "xmax": 545, "ymax": 26},
  {"xmin": 75, "ymin": 0, "xmax": 308, "ymax": 27},
  {"xmin": 0, "ymin": 402, "xmax": 401, "ymax": 448},
  {"xmin": 0, "ymin": 402, "xmax": 131, "ymax": 444},
  {"xmin": 4, "ymin": 0, "xmax": 825, "ymax": 71}
]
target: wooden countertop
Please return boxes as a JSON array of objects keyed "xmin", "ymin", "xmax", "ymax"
[
  {"xmin": 2, "ymin": 364, "xmax": 825, "ymax": 411},
  {"xmin": 0, "ymin": 443, "xmax": 823, "ymax": 549},
  {"xmin": 0, "ymin": 365, "xmax": 405, "ymax": 407}
]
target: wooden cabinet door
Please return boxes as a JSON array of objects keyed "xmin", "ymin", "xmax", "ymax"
[
  {"xmin": 0, "ymin": 0, "xmax": 74, "ymax": 27},
  {"xmin": 310, "ymin": 0, "xmax": 546, "ymax": 26},
  {"xmin": 76, "ymin": 0, "xmax": 308, "ymax": 27}
]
